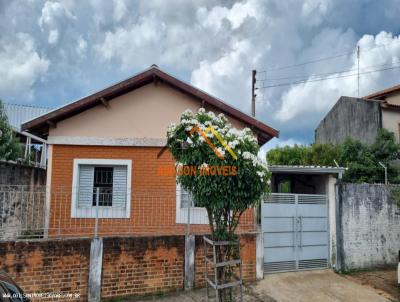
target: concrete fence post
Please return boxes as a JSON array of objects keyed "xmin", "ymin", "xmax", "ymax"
[
  {"xmin": 184, "ymin": 234, "xmax": 195, "ymax": 290},
  {"xmin": 88, "ymin": 237, "xmax": 103, "ymax": 302},
  {"xmin": 335, "ymin": 183, "xmax": 344, "ymax": 272},
  {"xmin": 256, "ymin": 232, "xmax": 264, "ymax": 280}
]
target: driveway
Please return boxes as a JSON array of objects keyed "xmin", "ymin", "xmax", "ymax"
[
  {"xmin": 116, "ymin": 269, "xmax": 391, "ymax": 302},
  {"xmin": 250, "ymin": 269, "xmax": 391, "ymax": 302}
]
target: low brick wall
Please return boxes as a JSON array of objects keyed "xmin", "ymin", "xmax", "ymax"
[
  {"xmin": 0, "ymin": 234, "xmax": 257, "ymax": 301},
  {"xmin": 194, "ymin": 234, "xmax": 257, "ymax": 288},
  {"xmin": 101, "ymin": 236, "xmax": 185, "ymax": 297},
  {"xmin": 0, "ymin": 238, "xmax": 90, "ymax": 301}
]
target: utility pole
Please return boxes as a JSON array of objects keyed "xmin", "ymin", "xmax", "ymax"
[
  {"xmin": 357, "ymin": 46, "xmax": 360, "ymax": 97},
  {"xmin": 251, "ymin": 70, "xmax": 256, "ymax": 117}
]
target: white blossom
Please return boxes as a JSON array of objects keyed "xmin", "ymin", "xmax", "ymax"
[
  {"xmin": 216, "ymin": 147, "xmax": 225, "ymax": 156},
  {"xmin": 183, "ymin": 109, "xmax": 193, "ymax": 115}
]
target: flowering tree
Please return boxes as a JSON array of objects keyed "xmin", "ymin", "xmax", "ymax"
[{"xmin": 167, "ymin": 108, "xmax": 270, "ymax": 241}]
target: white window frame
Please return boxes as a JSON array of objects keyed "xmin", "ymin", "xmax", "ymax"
[
  {"xmin": 176, "ymin": 183, "xmax": 208, "ymax": 224},
  {"xmin": 71, "ymin": 159, "xmax": 132, "ymax": 218}
]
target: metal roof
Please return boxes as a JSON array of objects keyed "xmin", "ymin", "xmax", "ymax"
[
  {"xmin": 3, "ymin": 103, "xmax": 51, "ymax": 131},
  {"xmin": 268, "ymin": 165, "xmax": 346, "ymax": 178}
]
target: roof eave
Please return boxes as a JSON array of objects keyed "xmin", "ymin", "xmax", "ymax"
[
  {"xmin": 268, "ymin": 165, "xmax": 346, "ymax": 175},
  {"xmin": 22, "ymin": 67, "xmax": 279, "ymax": 143}
]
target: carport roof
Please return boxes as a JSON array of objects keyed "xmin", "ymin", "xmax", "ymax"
[{"xmin": 268, "ymin": 165, "xmax": 346, "ymax": 178}]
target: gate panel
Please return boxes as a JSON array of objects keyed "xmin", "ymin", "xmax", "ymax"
[
  {"xmin": 262, "ymin": 193, "xmax": 329, "ymax": 273},
  {"xmin": 262, "ymin": 194, "xmax": 297, "ymax": 273}
]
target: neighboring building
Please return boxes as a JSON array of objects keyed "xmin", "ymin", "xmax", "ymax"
[
  {"xmin": 3, "ymin": 103, "xmax": 51, "ymax": 167},
  {"xmin": 315, "ymin": 84, "xmax": 400, "ymax": 144},
  {"xmin": 4, "ymin": 103, "xmax": 51, "ymax": 131},
  {"xmin": 22, "ymin": 65, "xmax": 279, "ymax": 237}
]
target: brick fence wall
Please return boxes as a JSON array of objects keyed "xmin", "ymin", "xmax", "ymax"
[
  {"xmin": 0, "ymin": 238, "xmax": 91, "ymax": 301},
  {"xmin": 194, "ymin": 234, "xmax": 256, "ymax": 288},
  {"xmin": 0, "ymin": 234, "xmax": 257, "ymax": 301},
  {"xmin": 101, "ymin": 236, "xmax": 185, "ymax": 298}
]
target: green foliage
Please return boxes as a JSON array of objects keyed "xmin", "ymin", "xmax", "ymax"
[
  {"xmin": 267, "ymin": 143, "xmax": 342, "ymax": 167},
  {"xmin": 0, "ymin": 100, "xmax": 22, "ymax": 161},
  {"xmin": 390, "ymin": 187, "xmax": 400, "ymax": 209},
  {"xmin": 167, "ymin": 108, "xmax": 270, "ymax": 240},
  {"xmin": 267, "ymin": 144, "xmax": 309, "ymax": 165},
  {"xmin": 267, "ymin": 129, "xmax": 400, "ymax": 184}
]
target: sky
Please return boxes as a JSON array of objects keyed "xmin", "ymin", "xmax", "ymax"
[{"xmin": 1, "ymin": 0, "xmax": 400, "ymax": 152}]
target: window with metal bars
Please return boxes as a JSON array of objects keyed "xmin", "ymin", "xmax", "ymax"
[{"xmin": 92, "ymin": 167, "xmax": 113, "ymax": 206}]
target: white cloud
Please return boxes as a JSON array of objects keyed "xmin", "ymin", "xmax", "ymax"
[
  {"xmin": 2, "ymin": 0, "xmax": 400, "ymax": 145},
  {"xmin": 39, "ymin": 1, "xmax": 75, "ymax": 28},
  {"xmin": 76, "ymin": 36, "xmax": 88, "ymax": 57},
  {"xmin": 191, "ymin": 39, "xmax": 259, "ymax": 110},
  {"xmin": 95, "ymin": 15, "xmax": 165, "ymax": 68},
  {"xmin": 39, "ymin": 1, "xmax": 76, "ymax": 45},
  {"xmin": 275, "ymin": 31, "xmax": 400, "ymax": 123},
  {"xmin": 48, "ymin": 29, "xmax": 59, "ymax": 44},
  {"xmin": 197, "ymin": 0, "xmax": 260, "ymax": 31},
  {"xmin": 0, "ymin": 33, "xmax": 50, "ymax": 101},
  {"xmin": 113, "ymin": 0, "xmax": 129, "ymax": 22},
  {"xmin": 301, "ymin": 0, "xmax": 332, "ymax": 27}
]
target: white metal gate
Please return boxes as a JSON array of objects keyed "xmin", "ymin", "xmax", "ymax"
[{"xmin": 262, "ymin": 193, "xmax": 329, "ymax": 273}]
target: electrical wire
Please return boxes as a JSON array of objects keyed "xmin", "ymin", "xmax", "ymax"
[
  {"xmin": 260, "ymin": 60, "xmax": 400, "ymax": 82},
  {"xmin": 257, "ymin": 64, "xmax": 400, "ymax": 89},
  {"xmin": 258, "ymin": 38, "xmax": 400, "ymax": 73},
  {"xmin": 258, "ymin": 50, "xmax": 355, "ymax": 73}
]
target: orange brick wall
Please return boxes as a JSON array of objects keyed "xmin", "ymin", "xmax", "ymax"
[
  {"xmin": 101, "ymin": 236, "xmax": 185, "ymax": 298},
  {"xmin": 0, "ymin": 239, "xmax": 90, "ymax": 302},
  {"xmin": 0, "ymin": 235, "xmax": 256, "ymax": 301},
  {"xmin": 49, "ymin": 144, "xmax": 255, "ymax": 237},
  {"xmin": 194, "ymin": 234, "xmax": 257, "ymax": 288}
]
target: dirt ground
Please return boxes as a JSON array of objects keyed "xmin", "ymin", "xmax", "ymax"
[
  {"xmin": 110, "ymin": 269, "xmax": 393, "ymax": 302},
  {"xmin": 344, "ymin": 268, "xmax": 399, "ymax": 301},
  {"xmin": 250, "ymin": 269, "xmax": 390, "ymax": 302}
]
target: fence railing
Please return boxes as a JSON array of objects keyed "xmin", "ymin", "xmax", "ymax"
[{"xmin": 0, "ymin": 186, "xmax": 257, "ymax": 240}]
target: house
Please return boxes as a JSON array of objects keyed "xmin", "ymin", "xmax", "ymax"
[
  {"xmin": 315, "ymin": 84, "xmax": 400, "ymax": 145},
  {"xmin": 21, "ymin": 65, "xmax": 279, "ymax": 237}
]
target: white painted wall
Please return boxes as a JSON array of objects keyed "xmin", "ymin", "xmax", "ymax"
[
  {"xmin": 381, "ymin": 109, "xmax": 400, "ymax": 142},
  {"xmin": 339, "ymin": 184, "xmax": 400, "ymax": 270}
]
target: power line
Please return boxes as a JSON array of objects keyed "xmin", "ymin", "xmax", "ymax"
[
  {"xmin": 258, "ymin": 38, "xmax": 400, "ymax": 73},
  {"xmin": 257, "ymin": 64, "xmax": 400, "ymax": 89},
  {"xmin": 258, "ymin": 60, "xmax": 400, "ymax": 83},
  {"xmin": 258, "ymin": 50, "xmax": 355, "ymax": 73}
]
